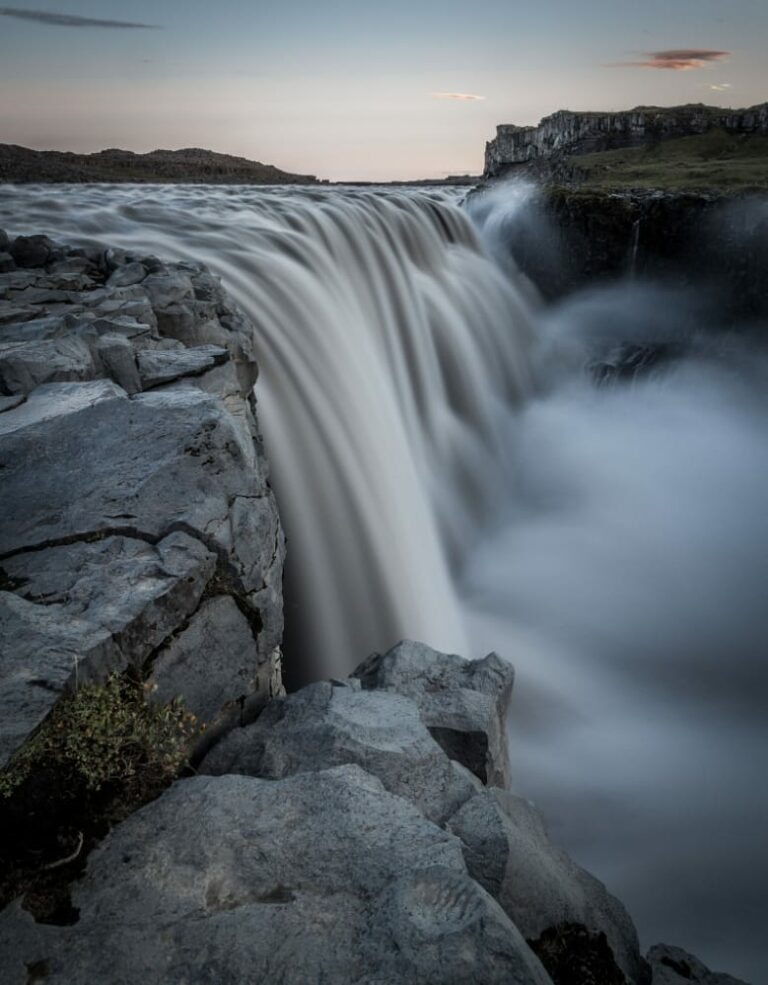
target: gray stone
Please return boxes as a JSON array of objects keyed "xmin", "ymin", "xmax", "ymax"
[
  {"xmin": 0, "ymin": 379, "xmax": 125, "ymax": 435},
  {"xmin": 647, "ymin": 945, "xmax": 749, "ymax": 985},
  {"xmin": 148, "ymin": 595, "xmax": 280, "ymax": 726},
  {"xmin": 0, "ymin": 386, "xmax": 281, "ymax": 666},
  {"xmin": 354, "ymin": 640, "xmax": 514, "ymax": 786},
  {"xmin": 0, "ymin": 335, "xmax": 94, "ymax": 395},
  {"xmin": 446, "ymin": 788, "xmax": 646, "ymax": 984},
  {"xmin": 107, "ymin": 261, "xmax": 147, "ymax": 288},
  {"xmin": 137, "ymin": 344, "xmax": 229, "ymax": 388},
  {"xmin": 0, "ymin": 531, "xmax": 215, "ymax": 768},
  {"xmin": 89, "ymin": 332, "xmax": 142, "ymax": 394},
  {"xmin": 142, "ymin": 270, "xmax": 195, "ymax": 308},
  {"xmin": 0, "ymin": 768, "xmax": 553, "ymax": 985},
  {"xmin": 0, "ymin": 253, "xmax": 14, "ymax": 273},
  {"xmin": 9, "ymin": 235, "xmax": 51, "ymax": 268},
  {"xmin": 0, "ymin": 305, "xmax": 39, "ymax": 325},
  {"xmin": 0, "ymin": 393, "xmax": 24, "ymax": 413},
  {"xmin": 201, "ymin": 679, "xmax": 478, "ymax": 824}
]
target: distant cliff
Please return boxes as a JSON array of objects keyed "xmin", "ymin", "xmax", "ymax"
[
  {"xmin": 0, "ymin": 144, "xmax": 318, "ymax": 185},
  {"xmin": 484, "ymin": 103, "xmax": 768, "ymax": 179}
]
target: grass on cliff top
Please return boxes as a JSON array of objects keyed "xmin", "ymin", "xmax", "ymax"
[{"xmin": 569, "ymin": 129, "xmax": 768, "ymax": 192}]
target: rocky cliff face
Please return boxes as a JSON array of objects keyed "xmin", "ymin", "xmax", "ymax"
[
  {"xmin": 484, "ymin": 104, "xmax": 768, "ymax": 178},
  {"xmin": 0, "ymin": 230, "xmax": 285, "ymax": 771}
]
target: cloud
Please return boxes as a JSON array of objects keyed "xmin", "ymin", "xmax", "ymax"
[
  {"xmin": 708, "ymin": 83, "xmax": 732, "ymax": 92},
  {"xmin": 430, "ymin": 92, "xmax": 485, "ymax": 102},
  {"xmin": 0, "ymin": 7, "xmax": 160, "ymax": 28},
  {"xmin": 609, "ymin": 49, "xmax": 730, "ymax": 71}
]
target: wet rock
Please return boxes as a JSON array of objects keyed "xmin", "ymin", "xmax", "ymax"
[
  {"xmin": 0, "ymin": 768, "xmax": 553, "ymax": 985},
  {"xmin": 9, "ymin": 235, "xmax": 51, "ymax": 269},
  {"xmin": 647, "ymin": 944, "xmax": 749, "ymax": 985},
  {"xmin": 353, "ymin": 640, "xmax": 514, "ymax": 786},
  {"xmin": 201, "ymin": 679, "xmax": 478, "ymax": 823}
]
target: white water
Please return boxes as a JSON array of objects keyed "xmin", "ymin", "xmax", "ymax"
[{"xmin": 1, "ymin": 184, "xmax": 765, "ymax": 979}]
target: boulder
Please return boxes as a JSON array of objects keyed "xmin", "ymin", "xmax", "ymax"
[
  {"xmin": 446, "ymin": 788, "xmax": 648, "ymax": 984},
  {"xmin": 9, "ymin": 235, "xmax": 51, "ymax": 269},
  {"xmin": 353, "ymin": 639, "xmax": 514, "ymax": 786},
  {"xmin": 0, "ymin": 768, "xmax": 553, "ymax": 985},
  {"xmin": 647, "ymin": 945, "xmax": 750, "ymax": 985},
  {"xmin": 201, "ymin": 679, "xmax": 479, "ymax": 824}
]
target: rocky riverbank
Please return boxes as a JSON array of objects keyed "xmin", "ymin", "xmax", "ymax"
[{"xmin": 0, "ymin": 231, "xmax": 751, "ymax": 984}]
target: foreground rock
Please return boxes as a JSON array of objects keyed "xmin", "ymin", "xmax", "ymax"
[
  {"xmin": 0, "ymin": 637, "xmax": 751, "ymax": 984},
  {"xmin": 0, "ymin": 230, "xmax": 285, "ymax": 769},
  {"xmin": 647, "ymin": 944, "xmax": 750, "ymax": 985},
  {"xmin": 0, "ymin": 767, "xmax": 553, "ymax": 985}
]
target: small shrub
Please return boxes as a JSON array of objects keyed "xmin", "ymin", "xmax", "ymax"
[{"xmin": 0, "ymin": 674, "xmax": 200, "ymax": 799}]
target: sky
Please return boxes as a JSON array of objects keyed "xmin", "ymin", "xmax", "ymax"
[{"xmin": 0, "ymin": 0, "xmax": 766, "ymax": 180}]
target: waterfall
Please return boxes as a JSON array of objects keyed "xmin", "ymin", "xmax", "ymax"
[{"xmin": 0, "ymin": 185, "xmax": 535, "ymax": 677}]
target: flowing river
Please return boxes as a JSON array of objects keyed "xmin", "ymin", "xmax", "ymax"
[{"xmin": 1, "ymin": 183, "xmax": 765, "ymax": 980}]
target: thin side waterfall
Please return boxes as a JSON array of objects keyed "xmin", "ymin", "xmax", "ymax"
[{"xmin": 0, "ymin": 186, "xmax": 536, "ymax": 677}]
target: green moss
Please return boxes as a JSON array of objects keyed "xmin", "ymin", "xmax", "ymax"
[
  {"xmin": 568, "ymin": 130, "xmax": 768, "ymax": 192},
  {"xmin": 0, "ymin": 674, "xmax": 199, "ymax": 799}
]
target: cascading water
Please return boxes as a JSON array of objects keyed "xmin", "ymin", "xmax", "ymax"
[
  {"xmin": 1, "ymin": 183, "xmax": 766, "ymax": 980},
  {"xmin": 0, "ymin": 185, "xmax": 534, "ymax": 680}
]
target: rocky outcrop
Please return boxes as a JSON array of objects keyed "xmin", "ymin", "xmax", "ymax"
[
  {"xmin": 484, "ymin": 104, "xmax": 768, "ymax": 179},
  {"xmin": 647, "ymin": 944, "xmax": 750, "ymax": 985},
  {"xmin": 0, "ymin": 630, "xmax": 750, "ymax": 983},
  {"xmin": 0, "ymin": 144, "xmax": 318, "ymax": 184},
  {"xmin": 0, "ymin": 231, "xmax": 285, "ymax": 770}
]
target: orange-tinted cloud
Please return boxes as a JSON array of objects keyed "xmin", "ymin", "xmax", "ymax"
[
  {"xmin": 610, "ymin": 49, "xmax": 730, "ymax": 71},
  {"xmin": 430, "ymin": 92, "xmax": 486, "ymax": 101}
]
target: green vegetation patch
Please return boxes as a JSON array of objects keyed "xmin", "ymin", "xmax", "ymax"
[
  {"xmin": 0, "ymin": 674, "xmax": 198, "ymax": 798},
  {"xmin": 0, "ymin": 675, "xmax": 202, "ymax": 922},
  {"xmin": 569, "ymin": 130, "xmax": 768, "ymax": 192}
]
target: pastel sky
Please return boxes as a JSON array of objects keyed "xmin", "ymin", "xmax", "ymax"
[{"xmin": 0, "ymin": 0, "xmax": 766, "ymax": 180}]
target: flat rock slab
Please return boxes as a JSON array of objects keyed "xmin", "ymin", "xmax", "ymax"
[
  {"xmin": 0, "ymin": 379, "xmax": 126, "ymax": 436},
  {"xmin": 0, "ymin": 767, "xmax": 553, "ymax": 985},
  {"xmin": 137, "ymin": 344, "xmax": 229, "ymax": 388},
  {"xmin": 0, "ymin": 531, "xmax": 215, "ymax": 768}
]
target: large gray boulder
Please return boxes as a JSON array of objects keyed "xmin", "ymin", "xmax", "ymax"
[
  {"xmin": 446, "ymin": 787, "xmax": 648, "ymax": 985},
  {"xmin": 201, "ymin": 678, "xmax": 479, "ymax": 823},
  {"xmin": 353, "ymin": 639, "xmax": 514, "ymax": 786},
  {"xmin": 0, "ymin": 767, "xmax": 553, "ymax": 985},
  {"xmin": 647, "ymin": 945, "xmax": 750, "ymax": 985}
]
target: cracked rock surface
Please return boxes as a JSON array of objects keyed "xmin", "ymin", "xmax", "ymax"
[{"xmin": 0, "ymin": 230, "xmax": 285, "ymax": 768}]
